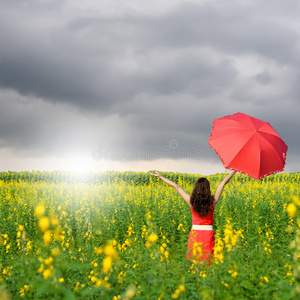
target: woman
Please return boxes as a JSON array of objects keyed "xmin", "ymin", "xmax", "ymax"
[{"xmin": 149, "ymin": 170, "xmax": 236, "ymax": 264}]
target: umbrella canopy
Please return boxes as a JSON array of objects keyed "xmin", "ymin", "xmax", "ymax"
[{"xmin": 208, "ymin": 112, "xmax": 288, "ymax": 179}]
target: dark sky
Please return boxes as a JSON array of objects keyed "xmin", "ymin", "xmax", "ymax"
[{"xmin": 0, "ymin": 0, "xmax": 299, "ymax": 174}]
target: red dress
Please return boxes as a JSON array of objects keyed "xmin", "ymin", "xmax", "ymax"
[{"xmin": 187, "ymin": 205, "xmax": 215, "ymax": 263}]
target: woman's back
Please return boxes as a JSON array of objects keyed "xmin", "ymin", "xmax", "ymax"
[{"xmin": 191, "ymin": 205, "xmax": 214, "ymax": 225}]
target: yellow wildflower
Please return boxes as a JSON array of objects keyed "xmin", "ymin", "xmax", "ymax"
[
  {"xmin": 37, "ymin": 263, "xmax": 44, "ymax": 273},
  {"xmin": 292, "ymin": 196, "xmax": 300, "ymax": 206},
  {"xmin": 102, "ymin": 256, "xmax": 113, "ymax": 274},
  {"xmin": 43, "ymin": 230, "xmax": 51, "ymax": 246},
  {"xmin": 43, "ymin": 269, "xmax": 52, "ymax": 279},
  {"xmin": 74, "ymin": 282, "xmax": 80, "ymax": 291},
  {"xmin": 148, "ymin": 233, "xmax": 158, "ymax": 243},
  {"xmin": 95, "ymin": 279, "xmax": 103, "ymax": 287},
  {"xmin": 104, "ymin": 244, "xmax": 118, "ymax": 259},
  {"xmin": 178, "ymin": 285, "xmax": 185, "ymax": 292},
  {"xmin": 95, "ymin": 247, "xmax": 103, "ymax": 255},
  {"xmin": 38, "ymin": 217, "xmax": 50, "ymax": 232},
  {"xmin": 287, "ymin": 203, "xmax": 297, "ymax": 218},
  {"xmin": 44, "ymin": 257, "xmax": 53, "ymax": 265},
  {"xmin": 23, "ymin": 285, "xmax": 29, "ymax": 291},
  {"xmin": 34, "ymin": 205, "xmax": 46, "ymax": 218}
]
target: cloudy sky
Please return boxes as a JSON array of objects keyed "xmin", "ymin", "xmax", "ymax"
[{"xmin": 1, "ymin": 0, "xmax": 299, "ymax": 175}]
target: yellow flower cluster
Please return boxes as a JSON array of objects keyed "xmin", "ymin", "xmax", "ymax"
[
  {"xmin": 177, "ymin": 223, "xmax": 186, "ymax": 232},
  {"xmin": 284, "ymin": 263, "xmax": 293, "ymax": 281},
  {"xmin": 214, "ymin": 220, "xmax": 244, "ymax": 264},
  {"xmin": 171, "ymin": 284, "xmax": 185, "ymax": 299},
  {"xmin": 96, "ymin": 242, "xmax": 119, "ymax": 280},
  {"xmin": 2, "ymin": 266, "xmax": 13, "ymax": 277},
  {"xmin": 145, "ymin": 233, "xmax": 158, "ymax": 248},
  {"xmin": 117, "ymin": 224, "xmax": 135, "ymax": 253},
  {"xmin": 19, "ymin": 285, "xmax": 30, "ymax": 298},
  {"xmin": 287, "ymin": 196, "xmax": 300, "ymax": 218},
  {"xmin": 0, "ymin": 234, "xmax": 12, "ymax": 254},
  {"xmin": 287, "ymin": 203, "xmax": 297, "ymax": 218},
  {"xmin": 141, "ymin": 225, "xmax": 148, "ymax": 239},
  {"xmin": 221, "ymin": 280, "xmax": 229, "ymax": 287},
  {"xmin": 15, "ymin": 224, "xmax": 27, "ymax": 250},
  {"xmin": 89, "ymin": 274, "xmax": 110, "ymax": 289},
  {"xmin": 287, "ymin": 196, "xmax": 300, "ymax": 296},
  {"xmin": 34, "ymin": 204, "xmax": 61, "ymax": 246},
  {"xmin": 0, "ymin": 172, "xmax": 299, "ymax": 298},
  {"xmin": 224, "ymin": 219, "xmax": 244, "ymax": 252},
  {"xmin": 214, "ymin": 237, "xmax": 224, "ymax": 264},
  {"xmin": 88, "ymin": 240, "xmax": 119, "ymax": 289},
  {"xmin": 37, "ymin": 255, "xmax": 55, "ymax": 280},
  {"xmin": 259, "ymin": 276, "xmax": 269, "ymax": 285},
  {"xmin": 262, "ymin": 241, "xmax": 272, "ymax": 255},
  {"xmin": 192, "ymin": 241, "xmax": 203, "ymax": 257},
  {"xmin": 74, "ymin": 282, "xmax": 80, "ymax": 292},
  {"xmin": 228, "ymin": 269, "xmax": 238, "ymax": 279},
  {"xmin": 159, "ymin": 242, "xmax": 169, "ymax": 262}
]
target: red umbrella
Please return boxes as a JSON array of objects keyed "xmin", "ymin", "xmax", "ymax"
[{"xmin": 208, "ymin": 112, "xmax": 288, "ymax": 179}]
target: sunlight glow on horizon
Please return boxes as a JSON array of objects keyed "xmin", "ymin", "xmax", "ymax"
[
  {"xmin": 0, "ymin": 147, "xmax": 225, "ymax": 175},
  {"xmin": 1, "ymin": 148, "xmax": 297, "ymax": 175}
]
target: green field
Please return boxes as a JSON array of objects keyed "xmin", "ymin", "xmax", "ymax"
[{"xmin": 0, "ymin": 171, "xmax": 299, "ymax": 299}]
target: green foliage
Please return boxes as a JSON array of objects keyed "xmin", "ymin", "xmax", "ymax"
[
  {"xmin": 0, "ymin": 171, "xmax": 299, "ymax": 299},
  {"xmin": 1, "ymin": 170, "xmax": 298, "ymax": 185}
]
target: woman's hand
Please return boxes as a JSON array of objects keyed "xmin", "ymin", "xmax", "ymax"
[{"xmin": 149, "ymin": 171, "xmax": 161, "ymax": 178}]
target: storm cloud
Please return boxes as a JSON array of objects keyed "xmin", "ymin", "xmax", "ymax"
[{"xmin": 0, "ymin": 0, "xmax": 299, "ymax": 173}]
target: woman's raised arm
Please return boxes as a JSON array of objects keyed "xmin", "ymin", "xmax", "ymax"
[
  {"xmin": 149, "ymin": 171, "xmax": 191, "ymax": 206},
  {"xmin": 213, "ymin": 170, "xmax": 236, "ymax": 204}
]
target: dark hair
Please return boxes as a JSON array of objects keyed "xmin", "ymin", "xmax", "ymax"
[{"xmin": 190, "ymin": 177, "xmax": 214, "ymax": 218}]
